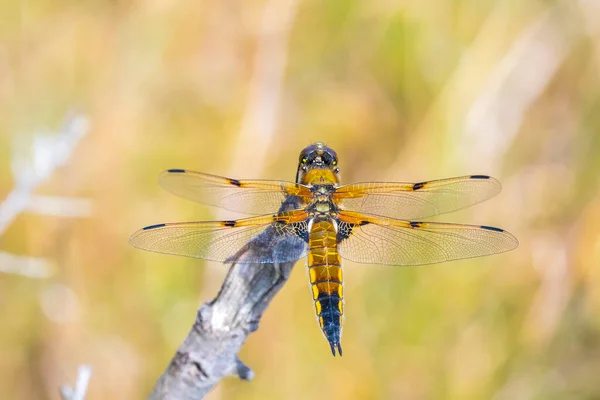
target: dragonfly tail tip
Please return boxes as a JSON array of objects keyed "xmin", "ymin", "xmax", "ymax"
[{"xmin": 329, "ymin": 342, "xmax": 342, "ymax": 357}]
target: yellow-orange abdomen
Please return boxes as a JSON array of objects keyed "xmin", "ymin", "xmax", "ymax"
[{"xmin": 308, "ymin": 219, "xmax": 344, "ymax": 356}]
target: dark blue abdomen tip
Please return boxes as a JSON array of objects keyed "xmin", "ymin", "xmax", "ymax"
[
  {"xmin": 323, "ymin": 323, "xmax": 342, "ymax": 356},
  {"xmin": 328, "ymin": 341, "xmax": 342, "ymax": 357}
]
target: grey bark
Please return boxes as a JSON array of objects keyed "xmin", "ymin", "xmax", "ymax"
[{"xmin": 147, "ymin": 242, "xmax": 296, "ymax": 399}]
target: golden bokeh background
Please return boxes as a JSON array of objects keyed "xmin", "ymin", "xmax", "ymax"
[{"xmin": 1, "ymin": 0, "xmax": 600, "ymax": 399}]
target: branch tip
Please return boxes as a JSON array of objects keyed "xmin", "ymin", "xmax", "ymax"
[{"xmin": 235, "ymin": 358, "xmax": 254, "ymax": 381}]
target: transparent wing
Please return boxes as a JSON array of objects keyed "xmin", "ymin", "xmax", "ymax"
[
  {"xmin": 159, "ymin": 169, "xmax": 312, "ymax": 215},
  {"xmin": 337, "ymin": 211, "xmax": 518, "ymax": 266},
  {"xmin": 334, "ymin": 175, "xmax": 501, "ymax": 220},
  {"xmin": 129, "ymin": 211, "xmax": 309, "ymax": 263}
]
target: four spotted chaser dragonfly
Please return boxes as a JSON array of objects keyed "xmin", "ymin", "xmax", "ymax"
[{"xmin": 130, "ymin": 143, "xmax": 518, "ymax": 356}]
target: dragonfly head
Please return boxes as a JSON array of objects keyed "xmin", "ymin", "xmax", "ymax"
[{"xmin": 296, "ymin": 142, "xmax": 340, "ymax": 184}]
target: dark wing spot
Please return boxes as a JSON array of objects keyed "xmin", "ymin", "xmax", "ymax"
[
  {"xmin": 291, "ymin": 222, "xmax": 309, "ymax": 242},
  {"xmin": 228, "ymin": 178, "xmax": 242, "ymax": 187},
  {"xmin": 167, "ymin": 169, "xmax": 186, "ymax": 173},
  {"xmin": 223, "ymin": 221, "xmax": 237, "ymax": 227},
  {"xmin": 359, "ymin": 220, "xmax": 369, "ymax": 226},
  {"xmin": 480, "ymin": 225, "xmax": 504, "ymax": 232},
  {"xmin": 470, "ymin": 175, "xmax": 490, "ymax": 179},
  {"xmin": 412, "ymin": 181, "xmax": 426, "ymax": 191},
  {"xmin": 143, "ymin": 223, "xmax": 166, "ymax": 230},
  {"xmin": 410, "ymin": 221, "xmax": 422, "ymax": 228},
  {"xmin": 336, "ymin": 221, "xmax": 354, "ymax": 242}
]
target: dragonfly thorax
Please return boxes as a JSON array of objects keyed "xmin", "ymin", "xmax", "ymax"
[
  {"xmin": 307, "ymin": 184, "xmax": 337, "ymax": 214},
  {"xmin": 315, "ymin": 202, "xmax": 331, "ymax": 212}
]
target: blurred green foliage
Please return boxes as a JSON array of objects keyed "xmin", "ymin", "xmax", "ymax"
[{"xmin": 1, "ymin": 0, "xmax": 600, "ymax": 399}]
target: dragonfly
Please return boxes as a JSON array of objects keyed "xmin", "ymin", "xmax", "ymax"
[{"xmin": 130, "ymin": 143, "xmax": 518, "ymax": 357}]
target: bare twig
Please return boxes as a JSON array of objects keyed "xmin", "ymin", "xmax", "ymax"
[
  {"xmin": 148, "ymin": 244, "xmax": 296, "ymax": 399},
  {"xmin": 60, "ymin": 365, "xmax": 93, "ymax": 400},
  {"xmin": 0, "ymin": 113, "xmax": 90, "ymax": 233},
  {"xmin": 0, "ymin": 251, "xmax": 52, "ymax": 278},
  {"xmin": 0, "ymin": 113, "xmax": 91, "ymax": 277},
  {"xmin": 25, "ymin": 195, "xmax": 92, "ymax": 218}
]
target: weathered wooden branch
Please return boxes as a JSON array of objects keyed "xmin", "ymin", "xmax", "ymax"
[{"xmin": 148, "ymin": 235, "xmax": 297, "ymax": 399}]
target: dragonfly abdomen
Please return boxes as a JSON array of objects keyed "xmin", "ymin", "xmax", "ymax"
[{"xmin": 308, "ymin": 219, "xmax": 344, "ymax": 356}]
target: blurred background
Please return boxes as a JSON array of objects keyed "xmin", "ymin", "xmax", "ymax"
[{"xmin": 1, "ymin": 0, "xmax": 600, "ymax": 398}]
